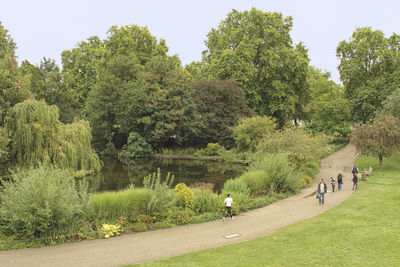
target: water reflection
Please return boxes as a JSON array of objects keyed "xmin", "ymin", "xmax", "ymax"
[{"xmin": 86, "ymin": 157, "xmax": 246, "ymax": 192}]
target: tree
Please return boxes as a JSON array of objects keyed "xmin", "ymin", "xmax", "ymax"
[
  {"xmin": 232, "ymin": 116, "xmax": 276, "ymax": 152},
  {"xmin": 351, "ymin": 115, "xmax": 400, "ymax": 170},
  {"xmin": 118, "ymin": 55, "xmax": 201, "ymax": 148},
  {"xmin": 0, "ymin": 22, "xmax": 32, "ymax": 125},
  {"xmin": 337, "ymin": 27, "xmax": 400, "ymax": 122},
  {"xmin": 61, "ymin": 36, "xmax": 106, "ymax": 111},
  {"xmin": 381, "ymin": 88, "xmax": 400, "ymax": 118},
  {"xmin": 20, "ymin": 58, "xmax": 79, "ymax": 123},
  {"xmin": 192, "ymin": 79, "xmax": 254, "ymax": 147},
  {"xmin": 305, "ymin": 67, "xmax": 351, "ymax": 141},
  {"xmin": 5, "ymin": 99, "xmax": 101, "ymax": 176},
  {"xmin": 201, "ymin": 8, "xmax": 310, "ymax": 127}
]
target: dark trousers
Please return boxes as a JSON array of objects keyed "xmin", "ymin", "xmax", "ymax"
[
  {"xmin": 332, "ymin": 184, "xmax": 335, "ymax": 192},
  {"xmin": 353, "ymin": 182, "xmax": 358, "ymax": 191},
  {"xmin": 319, "ymin": 193, "xmax": 325, "ymax": 204},
  {"xmin": 224, "ymin": 206, "xmax": 232, "ymax": 218}
]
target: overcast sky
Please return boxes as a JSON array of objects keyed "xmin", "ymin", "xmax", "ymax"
[{"xmin": 2, "ymin": 0, "xmax": 399, "ymax": 83}]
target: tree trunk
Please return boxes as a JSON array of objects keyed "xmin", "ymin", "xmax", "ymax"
[{"xmin": 379, "ymin": 154, "xmax": 383, "ymax": 170}]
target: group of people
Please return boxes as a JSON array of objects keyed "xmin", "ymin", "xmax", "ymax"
[
  {"xmin": 316, "ymin": 164, "xmax": 359, "ymax": 205},
  {"xmin": 222, "ymin": 164, "xmax": 361, "ymax": 219}
]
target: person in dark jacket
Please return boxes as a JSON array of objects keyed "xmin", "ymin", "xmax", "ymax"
[
  {"xmin": 317, "ymin": 179, "xmax": 328, "ymax": 205},
  {"xmin": 337, "ymin": 171, "xmax": 344, "ymax": 191}
]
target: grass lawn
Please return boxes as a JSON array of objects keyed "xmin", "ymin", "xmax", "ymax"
[{"xmin": 136, "ymin": 153, "xmax": 400, "ymax": 266}]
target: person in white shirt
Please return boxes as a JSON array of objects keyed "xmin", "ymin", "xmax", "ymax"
[
  {"xmin": 317, "ymin": 179, "xmax": 327, "ymax": 205},
  {"xmin": 223, "ymin": 194, "xmax": 235, "ymax": 221}
]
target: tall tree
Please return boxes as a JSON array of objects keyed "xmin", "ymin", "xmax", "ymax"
[
  {"xmin": 201, "ymin": 8, "xmax": 310, "ymax": 127},
  {"xmin": 337, "ymin": 27, "xmax": 400, "ymax": 122},
  {"xmin": 305, "ymin": 67, "xmax": 351, "ymax": 140},
  {"xmin": 192, "ymin": 79, "xmax": 254, "ymax": 147},
  {"xmin": 351, "ymin": 115, "xmax": 400, "ymax": 170},
  {"xmin": 61, "ymin": 36, "xmax": 106, "ymax": 111},
  {"xmin": 0, "ymin": 22, "xmax": 31, "ymax": 126},
  {"xmin": 20, "ymin": 58, "xmax": 79, "ymax": 123}
]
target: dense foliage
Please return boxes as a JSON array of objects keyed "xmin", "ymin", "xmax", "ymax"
[
  {"xmin": 192, "ymin": 79, "xmax": 254, "ymax": 147},
  {"xmin": 5, "ymin": 99, "xmax": 101, "ymax": 176},
  {"xmin": 337, "ymin": 27, "xmax": 400, "ymax": 122},
  {"xmin": 201, "ymin": 8, "xmax": 310, "ymax": 127},
  {"xmin": 351, "ymin": 115, "xmax": 400, "ymax": 170},
  {"xmin": 0, "ymin": 166, "xmax": 90, "ymax": 239}
]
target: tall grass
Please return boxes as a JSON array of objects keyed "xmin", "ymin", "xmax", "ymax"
[{"xmin": 91, "ymin": 187, "xmax": 153, "ymax": 222}]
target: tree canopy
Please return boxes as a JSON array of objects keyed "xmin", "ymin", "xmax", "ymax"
[
  {"xmin": 200, "ymin": 8, "xmax": 310, "ymax": 127},
  {"xmin": 5, "ymin": 99, "xmax": 101, "ymax": 176},
  {"xmin": 351, "ymin": 115, "xmax": 400, "ymax": 170},
  {"xmin": 337, "ymin": 27, "xmax": 400, "ymax": 122}
]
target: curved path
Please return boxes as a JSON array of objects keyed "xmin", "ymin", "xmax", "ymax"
[{"xmin": 0, "ymin": 145, "xmax": 357, "ymax": 267}]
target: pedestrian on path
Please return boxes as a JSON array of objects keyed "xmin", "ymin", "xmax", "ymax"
[
  {"xmin": 337, "ymin": 171, "xmax": 344, "ymax": 191},
  {"xmin": 223, "ymin": 194, "xmax": 235, "ymax": 221},
  {"xmin": 317, "ymin": 179, "xmax": 327, "ymax": 205},
  {"xmin": 330, "ymin": 176, "xmax": 336, "ymax": 192},
  {"xmin": 352, "ymin": 173, "xmax": 358, "ymax": 191},
  {"xmin": 352, "ymin": 164, "xmax": 359, "ymax": 176}
]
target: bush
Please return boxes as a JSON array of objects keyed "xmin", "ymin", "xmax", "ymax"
[
  {"xmin": 120, "ymin": 132, "xmax": 152, "ymax": 158},
  {"xmin": 232, "ymin": 116, "xmax": 276, "ymax": 152},
  {"xmin": 192, "ymin": 188, "xmax": 219, "ymax": 214},
  {"xmin": 256, "ymin": 127, "xmax": 332, "ymax": 170},
  {"xmin": 174, "ymin": 183, "xmax": 195, "ymax": 210},
  {"xmin": 143, "ymin": 169, "xmax": 177, "ymax": 214},
  {"xmin": 237, "ymin": 170, "xmax": 267, "ymax": 195},
  {"xmin": 91, "ymin": 186, "xmax": 153, "ymax": 222},
  {"xmin": 221, "ymin": 178, "xmax": 251, "ymax": 214},
  {"xmin": 249, "ymin": 154, "xmax": 300, "ymax": 194},
  {"xmin": 193, "ymin": 143, "xmax": 226, "ymax": 156},
  {"xmin": 0, "ymin": 166, "xmax": 90, "ymax": 239},
  {"xmin": 97, "ymin": 224, "xmax": 123, "ymax": 239},
  {"xmin": 166, "ymin": 207, "xmax": 194, "ymax": 225},
  {"xmin": 222, "ymin": 178, "xmax": 250, "ymax": 195}
]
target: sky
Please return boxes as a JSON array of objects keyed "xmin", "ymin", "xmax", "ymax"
[{"xmin": 2, "ymin": 0, "xmax": 400, "ymax": 83}]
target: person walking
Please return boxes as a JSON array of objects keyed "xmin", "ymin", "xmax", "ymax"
[
  {"xmin": 317, "ymin": 179, "xmax": 327, "ymax": 205},
  {"xmin": 223, "ymin": 193, "xmax": 235, "ymax": 221},
  {"xmin": 330, "ymin": 176, "xmax": 336, "ymax": 192},
  {"xmin": 352, "ymin": 164, "xmax": 359, "ymax": 176},
  {"xmin": 352, "ymin": 173, "xmax": 358, "ymax": 191},
  {"xmin": 337, "ymin": 171, "xmax": 344, "ymax": 191}
]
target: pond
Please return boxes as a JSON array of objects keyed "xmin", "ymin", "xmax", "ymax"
[{"xmin": 86, "ymin": 157, "xmax": 247, "ymax": 193}]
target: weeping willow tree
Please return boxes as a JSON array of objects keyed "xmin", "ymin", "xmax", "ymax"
[{"xmin": 5, "ymin": 99, "xmax": 101, "ymax": 176}]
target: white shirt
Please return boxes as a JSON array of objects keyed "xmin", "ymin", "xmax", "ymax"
[
  {"xmin": 319, "ymin": 183, "xmax": 325, "ymax": 193},
  {"xmin": 224, "ymin": 197, "xmax": 233, "ymax": 207}
]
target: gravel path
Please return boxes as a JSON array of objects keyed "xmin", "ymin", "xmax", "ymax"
[{"xmin": 0, "ymin": 145, "xmax": 357, "ymax": 267}]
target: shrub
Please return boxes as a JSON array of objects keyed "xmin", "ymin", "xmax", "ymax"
[
  {"xmin": 130, "ymin": 222, "xmax": 148, "ymax": 232},
  {"xmin": 256, "ymin": 127, "xmax": 332, "ymax": 170},
  {"xmin": 143, "ymin": 169, "xmax": 177, "ymax": 213},
  {"xmin": 166, "ymin": 207, "xmax": 194, "ymax": 225},
  {"xmin": 232, "ymin": 116, "xmax": 276, "ymax": 152},
  {"xmin": 120, "ymin": 132, "xmax": 152, "ymax": 158},
  {"xmin": 221, "ymin": 178, "xmax": 251, "ymax": 214},
  {"xmin": 174, "ymin": 183, "xmax": 195, "ymax": 210},
  {"xmin": 0, "ymin": 166, "xmax": 90, "ymax": 239},
  {"xmin": 222, "ymin": 178, "xmax": 250, "ymax": 195},
  {"xmin": 91, "ymin": 186, "xmax": 153, "ymax": 222},
  {"xmin": 249, "ymin": 154, "xmax": 300, "ymax": 193},
  {"xmin": 194, "ymin": 143, "xmax": 226, "ymax": 156},
  {"xmin": 97, "ymin": 224, "xmax": 123, "ymax": 239},
  {"xmin": 300, "ymin": 175, "xmax": 312, "ymax": 188},
  {"xmin": 237, "ymin": 170, "xmax": 267, "ymax": 195},
  {"xmin": 192, "ymin": 188, "xmax": 219, "ymax": 214}
]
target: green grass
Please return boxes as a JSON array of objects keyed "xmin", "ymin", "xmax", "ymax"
[{"xmin": 136, "ymin": 153, "xmax": 400, "ymax": 266}]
